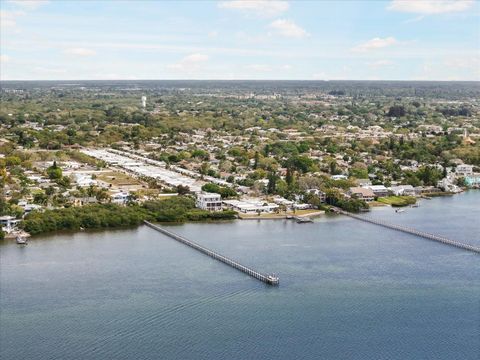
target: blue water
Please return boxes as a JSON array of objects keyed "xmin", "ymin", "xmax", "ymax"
[{"xmin": 1, "ymin": 191, "xmax": 479, "ymax": 359}]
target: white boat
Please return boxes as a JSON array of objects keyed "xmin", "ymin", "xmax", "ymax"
[
  {"xmin": 16, "ymin": 235, "xmax": 27, "ymax": 245},
  {"xmin": 395, "ymin": 208, "xmax": 405, "ymax": 213}
]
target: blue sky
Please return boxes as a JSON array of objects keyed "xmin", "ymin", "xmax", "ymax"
[{"xmin": 1, "ymin": 0, "xmax": 479, "ymax": 80}]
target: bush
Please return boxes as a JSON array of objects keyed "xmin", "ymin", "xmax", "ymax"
[{"xmin": 201, "ymin": 183, "xmax": 238, "ymax": 198}]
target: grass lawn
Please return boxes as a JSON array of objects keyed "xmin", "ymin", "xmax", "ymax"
[
  {"xmin": 97, "ymin": 171, "xmax": 142, "ymax": 186},
  {"xmin": 377, "ymin": 196, "xmax": 417, "ymax": 207},
  {"xmin": 237, "ymin": 209, "xmax": 324, "ymax": 219}
]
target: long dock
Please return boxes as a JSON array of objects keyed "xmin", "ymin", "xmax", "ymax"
[
  {"xmin": 335, "ymin": 209, "xmax": 480, "ymax": 254},
  {"xmin": 144, "ymin": 221, "xmax": 279, "ymax": 285}
]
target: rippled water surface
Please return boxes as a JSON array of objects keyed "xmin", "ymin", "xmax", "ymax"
[{"xmin": 1, "ymin": 191, "xmax": 479, "ymax": 360}]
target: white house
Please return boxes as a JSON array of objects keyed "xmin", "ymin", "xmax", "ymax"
[
  {"xmin": 196, "ymin": 192, "xmax": 223, "ymax": 211},
  {"xmin": 389, "ymin": 185, "xmax": 416, "ymax": 196},
  {"xmin": 0, "ymin": 215, "xmax": 20, "ymax": 233},
  {"xmin": 74, "ymin": 174, "xmax": 97, "ymax": 187},
  {"xmin": 456, "ymin": 164, "xmax": 474, "ymax": 176},
  {"xmin": 365, "ymin": 185, "xmax": 389, "ymax": 198},
  {"xmin": 222, "ymin": 199, "xmax": 279, "ymax": 214},
  {"xmin": 111, "ymin": 192, "xmax": 130, "ymax": 205}
]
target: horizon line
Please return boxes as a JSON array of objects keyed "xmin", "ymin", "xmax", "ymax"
[{"xmin": 1, "ymin": 79, "xmax": 479, "ymax": 82}]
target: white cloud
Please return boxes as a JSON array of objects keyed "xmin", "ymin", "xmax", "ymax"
[
  {"xmin": 352, "ymin": 37, "xmax": 397, "ymax": 52},
  {"xmin": 218, "ymin": 0, "xmax": 289, "ymax": 18},
  {"xmin": 63, "ymin": 48, "xmax": 96, "ymax": 56},
  {"xmin": 208, "ymin": 31, "xmax": 219, "ymax": 38},
  {"xmin": 268, "ymin": 19, "xmax": 309, "ymax": 38},
  {"xmin": 168, "ymin": 53, "xmax": 209, "ymax": 71},
  {"xmin": 0, "ymin": 55, "xmax": 10, "ymax": 63},
  {"xmin": 8, "ymin": 0, "xmax": 50, "ymax": 10},
  {"xmin": 388, "ymin": 0, "xmax": 474, "ymax": 14}
]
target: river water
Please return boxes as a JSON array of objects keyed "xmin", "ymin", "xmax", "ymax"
[{"xmin": 1, "ymin": 191, "xmax": 479, "ymax": 360}]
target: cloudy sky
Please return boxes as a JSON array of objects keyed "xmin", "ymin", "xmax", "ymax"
[{"xmin": 1, "ymin": 0, "xmax": 479, "ymax": 80}]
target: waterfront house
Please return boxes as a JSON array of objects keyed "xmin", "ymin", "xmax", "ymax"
[
  {"xmin": 348, "ymin": 187, "xmax": 375, "ymax": 202},
  {"xmin": 456, "ymin": 164, "xmax": 474, "ymax": 176},
  {"xmin": 0, "ymin": 215, "xmax": 20, "ymax": 233},
  {"xmin": 222, "ymin": 199, "xmax": 279, "ymax": 214},
  {"xmin": 111, "ymin": 192, "xmax": 130, "ymax": 205},
  {"xmin": 465, "ymin": 175, "xmax": 480, "ymax": 187},
  {"xmin": 365, "ymin": 185, "xmax": 389, "ymax": 198},
  {"xmin": 389, "ymin": 185, "xmax": 416, "ymax": 196},
  {"xmin": 196, "ymin": 192, "xmax": 223, "ymax": 211}
]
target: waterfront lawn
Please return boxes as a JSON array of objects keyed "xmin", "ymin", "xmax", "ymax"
[{"xmin": 377, "ymin": 196, "xmax": 417, "ymax": 207}]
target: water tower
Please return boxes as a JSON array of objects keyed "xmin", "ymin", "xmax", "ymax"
[{"xmin": 141, "ymin": 96, "xmax": 147, "ymax": 108}]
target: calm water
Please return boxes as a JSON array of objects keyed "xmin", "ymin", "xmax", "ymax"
[{"xmin": 1, "ymin": 191, "xmax": 479, "ymax": 360}]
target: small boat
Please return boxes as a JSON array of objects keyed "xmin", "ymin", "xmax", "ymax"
[
  {"xmin": 16, "ymin": 235, "xmax": 27, "ymax": 245},
  {"xmin": 410, "ymin": 203, "xmax": 419, "ymax": 208},
  {"xmin": 296, "ymin": 217, "xmax": 313, "ymax": 223},
  {"xmin": 395, "ymin": 208, "xmax": 405, "ymax": 213}
]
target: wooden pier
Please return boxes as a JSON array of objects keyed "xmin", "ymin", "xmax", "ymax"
[
  {"xmin": 335, "ymin": 209, "xmax": 480, "ymax": 254},
  {"xmin": 144, "ymin": 221, "xmax": 279, "ymax": 285}
]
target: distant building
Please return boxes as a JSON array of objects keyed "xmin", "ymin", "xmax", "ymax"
[
  {"xmin": 196, "ymin": 192, "xmax": 222, "ymax": 211},
  {"xmin": 348, "ymin": 187, "xmax": 375, "ymax": 202},
  {"xmin": 222, "ymin": 199, "xmax": 279, "ymax": 214},
  {"xmin": 141, "ymin": 96, "xmax": 147, "ymax": 108},
  {"xmin": 112, "ymin": 192, "xmax": 130, "ymax": 205},
  {"xmin": 305, "ymin": 189, "xmax": 326, "ymax": 203},
  {"xmin": 74, "ymin": 174, "xmax": 97, "ymax": 187},
  {"xmin": 356, "ymin": 179, "xmax": 372, "ymax": 187},
  {"xmin": 0, "ymin": 215, "xmax": 20, "ymax": 233},
  {"xmin": 69, "ymin": 197, "xmax": 98, "ymax": 207},
  {"xmin": 389, "ymin": 185, "xmax": 416, "ymax": 196},
  {"xmin": 331, "ymin": 174, "xmax": 348, "ymax": 180},
  {"xmin": 465, "ymin": 175, "xmax": 480, "ymax": 187},
  {"xmin": 365, "ymin": 185, "xmax": 389, "ymax": 198},
  {"xmin": 456, "ymin": 164, "xmax": 474, "ymax": 176}
]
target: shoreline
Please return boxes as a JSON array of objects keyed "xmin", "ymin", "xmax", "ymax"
[{"xmin": 4, "ymin": 190, "xmax": 477, "ymax": 240}]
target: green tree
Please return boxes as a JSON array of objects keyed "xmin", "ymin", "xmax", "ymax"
[
  {"xmin": 267, "ymin": 171, "xmax": 278, "ymax": 194},
  {"xmin": 47, "ymin": 161, "xmax": 62, "ymax": 180}
]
